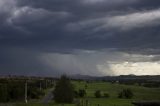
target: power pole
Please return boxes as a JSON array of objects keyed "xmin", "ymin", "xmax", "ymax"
[
  {"xmin": 25, "ymin": 81, "xmax": 28, "ymax": 103},
  {"xmin": 40, "ymin": 82, "xmax": 42, "ymax": 91},
  {"xmin": 46, "ymin": 80, "xmax": 48, "ymax": 89}
]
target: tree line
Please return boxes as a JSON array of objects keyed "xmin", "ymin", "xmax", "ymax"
[{"xmin": 0, "ymin": 78, "xmax": 54, "ymax": 103}]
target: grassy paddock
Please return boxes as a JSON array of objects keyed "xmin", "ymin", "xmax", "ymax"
[{"xmin": 72, "ymin": 81, "xmax": 160, "ymax": 106}]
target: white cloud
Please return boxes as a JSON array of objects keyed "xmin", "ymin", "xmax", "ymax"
[
  {"xmin": 108, "ymin": 61, "xmax": 160, "ymax": 75},
  {"xmin": 96, "ymin": 53, "xmax": 160, "ymax": 76}
]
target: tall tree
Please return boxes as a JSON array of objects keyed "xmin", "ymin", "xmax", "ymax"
[{"xmin": 54, "ymin": 75, "xmax": 74, "ymax": 103}]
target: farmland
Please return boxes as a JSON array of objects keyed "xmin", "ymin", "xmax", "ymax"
[
  {"xmin": 72, "ymin": 81, "xmax": 160, "ymax": 106},
  {"xmin": 0, "ymin": 76, "xmax": 160, "ymax": 106}
]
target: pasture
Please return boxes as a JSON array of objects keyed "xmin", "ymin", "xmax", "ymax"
[
  {"xmin": 73, "ymin": 81, "xmax": 160, "ymax": 106},
  {"xmin": 11, "ymin": 80, "xmax": 160, "ymax": 106}
]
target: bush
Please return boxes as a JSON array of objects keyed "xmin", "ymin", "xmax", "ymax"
[
  {"xmin": 74, "ymin": 90, "xmax": 79, "ymax": 98},
  {"xmin": 74, "ymin": 89, "xmax": 86, "ymax": 98},
  {"xmin": 94, "ymin": 90, "xmax": 102, "ymax": 98},
  {"xmin": 85, "ymin": 84, "xmax": 88, "ymax": 89},
  {"xmin": 103, "ymin": 93, "xmax": 110, "ymax": 98},
  {"xmin": 78, "ymin": 89, "xmax": 86, "ymax": 97},
  {"xmin": 118, "ymin": 88, "xmax": 133, "ymax": 99},
  {"xmin": 28, "ymin": 87, "xmax": 45, "ymax": 99}
]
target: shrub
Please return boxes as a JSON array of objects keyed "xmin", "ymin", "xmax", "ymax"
[
  {"xmin": 103, "ymin": 93, "xmax": 110, "ymax": 98},
  {"xmin": 95, "ymin": 90, "xmax": 101, "ymax": 98},
  {"xmin": 85, "ymin": 84, "xmax": 88, "ymax": 89},
  {"xmin": 28, "ymin": 87, "xmax": 45, "ymax": 99},
  {"xmin": 74, "ymin": 90, "xmax": 79, "ymax": 98},
  {"xmin": 118, "ymin": 88, "xmax": 133, "ymax": 99},
  {"xmin": 78, "ymin": 89, "xmax": 86, "ymax": 97}
]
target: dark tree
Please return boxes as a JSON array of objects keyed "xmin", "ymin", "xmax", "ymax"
[
  {"xmin": 74, "ymin": 90, "xmax": 79, "ymax": 98},
  {"xmin": 85, "ymin": 84, "xmax": 88, "ymax": 89},
  {"xmin": 94, "ymin": 90, "xmax": 102, "ymax": 98},
  {"xmin": 103, "ymin": 93, "xmax": 110, "ymax": 98},
  {"xmin": 54, "ymin": 75, "xmax": 74, "ymax": 103},
  {"xmin": 118, "ymin": 88, "xmax": 134, "ymax": 99},
  {"xmin": 28, "ymin": 87, "xmax": 45, "ymax": 99},
  {"xmin": 78, "ymin": 89, "xmax": 86, "ymax": 97}
]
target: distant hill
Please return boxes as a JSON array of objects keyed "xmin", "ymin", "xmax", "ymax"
[{"xmin": 69, "ymin": 74, "xmax": 160, "ymax": 82}]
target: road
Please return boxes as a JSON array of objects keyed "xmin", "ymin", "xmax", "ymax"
[{"xmin": 42, "ymin": 88, "xmax": 54, "ymax": 104}]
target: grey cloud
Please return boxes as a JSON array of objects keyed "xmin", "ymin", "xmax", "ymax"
[
  {"xmin": 1, "ymin": 0, "xmax": 160, "ymax": 76},
  {"xmin": 66, "ymin": 9, "xmax": 160, "ymax": 32},
  {"xmin": 9, "ymin": 7, "xmax": 70, "ymax": 26},
  {"xmin": 0, "ymin": 47, "xmax": 59, "ymax": 76}
]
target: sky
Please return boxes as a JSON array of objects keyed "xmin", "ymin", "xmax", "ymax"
[{"xmin": 1, "ymin": 0, "xmax": 160, "ymax": 76}]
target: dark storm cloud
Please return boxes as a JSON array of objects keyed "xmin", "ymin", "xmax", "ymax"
[
  {"xmin": 1, "ymin": 0, "xmax": 160, "ymax": 76},
  {"xmin": 0, "ymin": 47, "xmax": 61, "ymax": 76}
]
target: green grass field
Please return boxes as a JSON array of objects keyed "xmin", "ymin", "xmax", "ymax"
[
  {"xmin": 4, "ymin": 81, "xmax": 160, "ymax": 106},
  {"xmin": 72, "ymin": 81, "xmax": 160, "ymax": 106}
]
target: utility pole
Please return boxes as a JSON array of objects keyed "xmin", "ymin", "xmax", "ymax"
[
  {"xmin": 25, "ymin": 81, "xmax": 28, "ymax": 104},
  {"xmin": 46, "ymin": 80, "xmax": 48, "ymax": 89},
  {"xmin": 40, "ymin": 81, "xmax": 42, "ymax": 91}
]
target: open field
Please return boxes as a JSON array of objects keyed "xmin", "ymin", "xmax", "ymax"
[
  {"xmin": 73, "ymin": 81, "xmax": 160, "ymax": 106},
  {"xmin": 73, "ymin": 81, "xmax": 160, "ymax": 99}
]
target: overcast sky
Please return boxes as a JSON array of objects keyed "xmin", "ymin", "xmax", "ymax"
[{"xmin": 1, "ymin": 0, "xmax": 160, "ymax": 76}]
